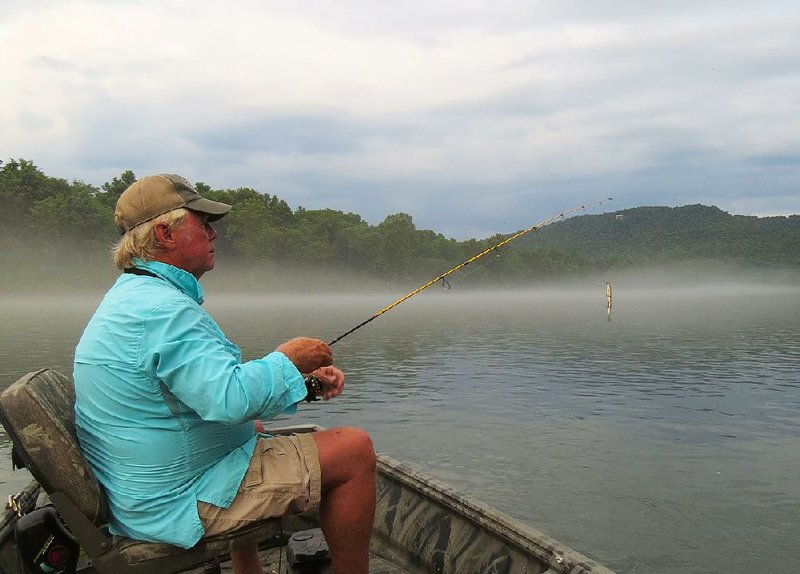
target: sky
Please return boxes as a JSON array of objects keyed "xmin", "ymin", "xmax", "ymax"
[{"xmin": 2, "ymin": 0, "xmax": 799, "ymax": 239}]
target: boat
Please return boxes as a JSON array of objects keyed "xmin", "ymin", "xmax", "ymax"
[{"xmin": 0, "ymin": 369, "xmax": 614, "ymax": 573}]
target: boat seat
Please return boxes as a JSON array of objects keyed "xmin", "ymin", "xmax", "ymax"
[{"xmin": 0, "ymin": 368, "xmax": 282, "ymax": 573}]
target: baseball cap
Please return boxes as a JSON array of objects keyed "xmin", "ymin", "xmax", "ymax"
[{"xmin": 114, "ymin": 174, "xmax": 232, "ymax": 232}]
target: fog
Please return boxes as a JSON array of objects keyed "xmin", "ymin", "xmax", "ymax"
[{"xmin": 1, "ymin": 239, "xmax": 798, "ymax": 299}]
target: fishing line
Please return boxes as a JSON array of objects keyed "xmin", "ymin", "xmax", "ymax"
[{"xmin": 328, "ymin": 198, "xmax": 612, "ymax": 345}]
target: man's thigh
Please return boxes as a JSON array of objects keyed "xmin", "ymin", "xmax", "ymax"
[{"xmin": 198, "ymin": 433, "xmax": 321, "ymax": 537}]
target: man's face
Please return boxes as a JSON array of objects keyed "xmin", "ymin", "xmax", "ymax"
[{"xmin": 170, "ymin": 211, "xmax": 218, "ymax": 278}]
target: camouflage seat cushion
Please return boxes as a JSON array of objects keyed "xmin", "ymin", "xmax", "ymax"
[
  {"xmin": 114, "ymin": 519, "xmax": 281, "ymax": 564},
  {"xmin": 0, "ymin": 368, "xmax": 107, "ymax": 524}
]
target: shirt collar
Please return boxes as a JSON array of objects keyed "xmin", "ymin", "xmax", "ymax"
[{"xmin": 131, "ymin": 259, "xmax": 205, "ymax": 304}]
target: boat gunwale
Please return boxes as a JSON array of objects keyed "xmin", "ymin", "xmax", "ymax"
[{"xmin": 373, "ymin": 453, "xmax": 613, "ymax": 574}]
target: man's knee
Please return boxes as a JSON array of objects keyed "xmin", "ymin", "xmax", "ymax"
[
  {"xmin": 342, "ymin": 427, "xmax": 376, "ymax": 462},
  {"xmin": 314, "ymin": 427, "xmax": 376, "ymax": 481},
  {"xmin": 335, "ymin": 427, "xmax": 376, "ymax": 472}
]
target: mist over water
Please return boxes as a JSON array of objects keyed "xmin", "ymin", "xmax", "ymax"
[{"xmin": 1, "ymin": 279, "xmax": 799, "ymax": 573}]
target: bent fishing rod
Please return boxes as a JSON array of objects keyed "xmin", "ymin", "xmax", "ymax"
[{"xmin": 328, "ymin": 197, "xmax": 613, "ymax": 345}]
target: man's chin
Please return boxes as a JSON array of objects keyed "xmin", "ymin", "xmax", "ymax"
[{"xmin": 193, "ymin": 262, "xmax": 214, "ymax": 280}]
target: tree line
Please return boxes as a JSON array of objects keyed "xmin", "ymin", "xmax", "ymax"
[{"xmin": 1, "ymin": 159, "xmax": 797, "ymax": 291}]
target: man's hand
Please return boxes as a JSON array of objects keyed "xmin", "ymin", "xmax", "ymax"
[
  {"xmin": 276, "ymin": 337, "xmax": 333, "ymax": 374},
  {"xmin": 311, "ymin": 366, "xmax": 345, "ymax": 400}
]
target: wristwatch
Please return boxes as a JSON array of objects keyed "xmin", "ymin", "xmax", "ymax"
[{"xmin": 304, "ymin": 375, "xmax": 323, "ymax": 402}]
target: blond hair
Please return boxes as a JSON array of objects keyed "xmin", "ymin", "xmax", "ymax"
[{"xmin": 113, "ymin": 208, "xmax": 189, "ymax": 270}]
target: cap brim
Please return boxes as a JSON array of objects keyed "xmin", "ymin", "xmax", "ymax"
[{"xmin": 185, "ymin": 197, "xmax": 232, "ymax": 221}]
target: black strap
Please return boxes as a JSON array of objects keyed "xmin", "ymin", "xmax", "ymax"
[
  {"xmin": 11, "ymin": 445, "xmax": 26, "ymax": 470},
  {"xmin": 124, "ymin": 267, "xmax": 159, "ymax": 278}
]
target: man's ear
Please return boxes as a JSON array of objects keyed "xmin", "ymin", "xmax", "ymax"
[{"xmin": 153, "ymin": 223, "xmax": 177, "ymax": 250}]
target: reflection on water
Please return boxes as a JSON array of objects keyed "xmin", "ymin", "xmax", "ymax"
[{"xmin": 1, "ymin": 285, "xmax": 799, "ymax": 573}]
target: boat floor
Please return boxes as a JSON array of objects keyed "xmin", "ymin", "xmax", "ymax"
[{"xmin": 184, "ymin": 546, "xmax": 410, "ymax": 574}]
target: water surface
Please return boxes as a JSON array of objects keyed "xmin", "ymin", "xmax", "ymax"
[{"xmin": 1, "ymin": 285, "xmax": 798, "ymax": 573}]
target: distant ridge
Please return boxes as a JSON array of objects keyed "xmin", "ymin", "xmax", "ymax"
[{"xmin": 527, "ymin": 204, "xmax": 800, "ymax": 268}]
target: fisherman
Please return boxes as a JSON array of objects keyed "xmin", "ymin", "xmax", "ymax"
[{"xmin": 73, "ymin": 174, "xmax": 376, "ymax": 574}]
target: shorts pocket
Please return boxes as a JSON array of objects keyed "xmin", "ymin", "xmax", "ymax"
[
  {"xmin": 261, "ymin": 440, "xmax": 304, "ymax": 489},
  {"xmin": 240, "ymin": 444, "xmax": 272, "ymax": 489}
]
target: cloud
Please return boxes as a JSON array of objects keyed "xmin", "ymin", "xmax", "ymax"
[{"xmin": 2, "ymin": 0, "xmax": 798, "ymax": 238}]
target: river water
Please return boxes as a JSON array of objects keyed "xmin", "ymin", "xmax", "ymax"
[{"xmin": 1, "ymin": 284, "xmax": 798, "ymax": 573}]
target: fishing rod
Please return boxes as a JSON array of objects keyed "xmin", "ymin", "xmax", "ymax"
[{"xmin": 328, "ymin": 197, "xmax": 613, "ymax": 345}]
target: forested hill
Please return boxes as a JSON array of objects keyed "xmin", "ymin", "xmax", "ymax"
[
  {"xmin": 0, "ymin": 159, "xmax": 798, "ymax": 291},
  {"xmin": 526, "ymin": 204, "xmax": 800, "ymax": 269}
]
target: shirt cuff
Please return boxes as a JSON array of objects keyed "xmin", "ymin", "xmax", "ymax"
[{"xmin": 269, "ymin": 351, "xmax": 308, "ymax": 406}]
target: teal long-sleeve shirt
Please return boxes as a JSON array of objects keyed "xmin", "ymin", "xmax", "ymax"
[{"xmin": 74, "ymin": 259, "xmax": 307, "ymax": 547}]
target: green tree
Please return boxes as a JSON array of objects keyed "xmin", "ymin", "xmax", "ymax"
[
  {"xmin": 375, "ymin": 213, "xmax": 418, "ymax": 277},
  {"xmin": 224, "ymin": 194, "xmax": 295, "ymax": 261},
  {"xmin": 291, "ymin": 209, "xmax": 374, "ymax": 269},
  {"xmin": 28, "ymin": 180, "xmax": 114, "ymax": 244},
  {"xmin": 0, "ymin": 159, "xmax": 53, "ymax": 228}
]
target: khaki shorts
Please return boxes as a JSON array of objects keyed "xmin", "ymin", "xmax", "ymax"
[{"xmin": 198, "ymin": 433, "xmax": 322, "ymax": 537}]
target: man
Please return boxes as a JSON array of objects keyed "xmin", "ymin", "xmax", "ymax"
[{"xmin": 73, "ymin": 174, "xmax": 376, "ymax": 574}]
